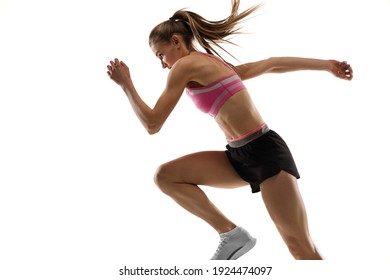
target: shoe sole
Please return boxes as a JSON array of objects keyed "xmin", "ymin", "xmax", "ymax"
[{"xmin": 228, "ymin": 238, "xmax": 257, "ymax": 260}]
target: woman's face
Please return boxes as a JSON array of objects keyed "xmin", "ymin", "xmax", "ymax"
[{"xmin": 150, "ymin": 36, "xmax": 184, "ymax": 70}]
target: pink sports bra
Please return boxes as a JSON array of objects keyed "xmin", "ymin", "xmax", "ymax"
[{"xmin": 186, "ymin": 53, "xmax": 246, "ymax": 118}]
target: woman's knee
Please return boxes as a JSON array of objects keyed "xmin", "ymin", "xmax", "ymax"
[{"xmin": 153, "ymin": 162, "xmax": 176, "ymax": 194}]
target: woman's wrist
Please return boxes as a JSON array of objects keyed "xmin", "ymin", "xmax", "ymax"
[
  {"xmin": 325, "ymin": 59, "xmax": 335, "ymax": 72},
  {"xmin": 121, "ymin": 79, "xmax": 135, "ymax": 96}
]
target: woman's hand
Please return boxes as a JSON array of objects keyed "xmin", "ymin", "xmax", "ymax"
[
  {"xmin": 329, "ymin": 60, "xmax": 353, "ymax": 80},
  {"xmin": 107, "ymin": 58, "xmax": 131, "ymax": 87}
]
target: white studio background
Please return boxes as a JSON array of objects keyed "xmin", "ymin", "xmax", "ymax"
[{"xmin": 1, "ymin": 0, "xmax": 389, "ymax": 279}]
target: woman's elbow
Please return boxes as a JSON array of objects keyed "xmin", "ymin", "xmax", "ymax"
[{"xmin": 146, "ymin": 122, "xmax": 162, "ymax": 135}]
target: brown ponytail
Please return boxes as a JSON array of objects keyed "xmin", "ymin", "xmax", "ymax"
[{"xmin": 149, "ymin": 0, "xmax": 262, "ymax": 60}]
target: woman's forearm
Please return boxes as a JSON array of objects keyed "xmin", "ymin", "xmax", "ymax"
[
  {"xmin": 268, "ymin": 57, "xmax": 332, "ymax": 73},
  {"xmin": 237, "ymin": 57, "xmax": 334, "ymax": 80},
  {"xmin": 121, "ymin": 80, "xmax": 159, "ymax": 135},
  {"xmin": 108, "ymin": 58, "xmax": 189, "ymax": 135}
]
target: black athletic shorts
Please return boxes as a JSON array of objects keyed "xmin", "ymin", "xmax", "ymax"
[{"xmin": 225, "ymin": 130, "xmax": 300, "ymax": 193}]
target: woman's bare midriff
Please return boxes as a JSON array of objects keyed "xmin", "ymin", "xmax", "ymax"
[{"xmin": 215, "ymin": 89, "xmax": 265, "ymax": 140}]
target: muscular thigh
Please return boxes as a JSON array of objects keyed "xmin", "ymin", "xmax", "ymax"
[
  {"xmin": 157, "ymin": 151, "xmax": 247, "ymax": 188},
  {"xmin": 260, "ymin": 171, "xmax": 309, "ymax": 235}
]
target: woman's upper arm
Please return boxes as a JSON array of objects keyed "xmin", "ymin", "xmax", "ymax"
[{"xmin": 235, "ymin": 58, "xmax": 274, "ymax": 80}]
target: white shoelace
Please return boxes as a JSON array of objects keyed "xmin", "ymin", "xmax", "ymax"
[{"xmin": 212, "ymin": 236, "xmax": 228, "ymax": 258}]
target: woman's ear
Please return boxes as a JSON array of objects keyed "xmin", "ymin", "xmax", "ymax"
[{"xmin": 171, "ymin": 35, "xmax": 180, "ymax": 46}]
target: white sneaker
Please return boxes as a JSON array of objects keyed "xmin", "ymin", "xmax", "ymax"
[{"xmin": 211, "ymin": 227, "xmax": 257, "ymax": 260}]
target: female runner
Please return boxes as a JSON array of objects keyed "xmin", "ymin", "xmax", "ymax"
[{"xmin": 107, "ymin": 0, "xmax": 353, "ymax": 260}]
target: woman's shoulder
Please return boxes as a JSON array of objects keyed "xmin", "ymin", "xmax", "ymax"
[
  {"xmin": 173, "ymin": 52, "xmax": 237, "ymax": 85},
  {"xmin": 177, "ymin": 52, "xmax": 231, "ymax": 73},
  {"xmin": 166, "ymin": 54, "xmax": 203, "ymax": 86},
  {"xmin": 171, "ymin": 53, "xmax": 207, "ymax": 76},
  {"xmin": 177, "ymin": 52, "xmax": 206, "ymax": 67}
]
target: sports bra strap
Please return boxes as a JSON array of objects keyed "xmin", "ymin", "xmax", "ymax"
[{"xmin": 192, "ymin": 52, "xmax": 236, "ymax": 72}]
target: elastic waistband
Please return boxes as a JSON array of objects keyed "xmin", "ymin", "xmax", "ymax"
[{"xmin": 227, "ymin": 124, "xmax": 270, "ymax": 148}]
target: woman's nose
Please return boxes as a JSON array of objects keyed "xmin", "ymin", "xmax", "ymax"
[{"xmin": 161, "ymin": 61, "xmax": 168, "ymax": 69}]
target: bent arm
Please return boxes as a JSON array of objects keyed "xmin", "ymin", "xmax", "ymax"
[
  {"xmin": 236, "ymin": 57, "xmax": 352, "ymax": 81},
  {"xmin": 108, "ymin": 59, "xmax": 189, "ymax": 135}
]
